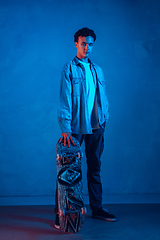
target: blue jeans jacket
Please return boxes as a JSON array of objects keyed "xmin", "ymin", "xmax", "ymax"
[{"xmin": 58, "ymin": 56, "xmax": 109, "ymax": 134}]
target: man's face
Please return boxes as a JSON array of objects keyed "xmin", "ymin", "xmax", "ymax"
[{"xmin": 75, "ymin": 36, "xmax": 94, "ymax": 60}]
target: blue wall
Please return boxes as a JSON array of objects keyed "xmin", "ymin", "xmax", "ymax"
[{"xmin": 0, "ymin": 0, "xmax": 160, "ymax": 205}]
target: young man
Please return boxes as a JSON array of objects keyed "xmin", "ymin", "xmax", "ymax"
[{"xmin": 55, "ymin": 27, "xmax": 116, "ymax": 229}]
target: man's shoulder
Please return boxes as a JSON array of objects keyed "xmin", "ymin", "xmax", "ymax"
[
  {"xmin": 64, "ymin": 57, "xmax": 79, "ymax": 66},
  {"xmin": 62, "ymin": 58, "xmax": 77, "ymax": 71}
]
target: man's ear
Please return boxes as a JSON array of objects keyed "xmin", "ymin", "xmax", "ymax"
[{"xmin": 75, "ymin": 42, "xmax": 78, "ymax": 48}]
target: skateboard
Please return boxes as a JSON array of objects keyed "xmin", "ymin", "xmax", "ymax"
[{"xmin": 56, "ymin": 136, "xmax": 87, "ymax": 234}]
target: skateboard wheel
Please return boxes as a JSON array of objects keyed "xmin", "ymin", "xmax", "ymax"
[
  {"xmin": 81, "ymin": 207, "xmax": 87, "ymax": 215},
  {"xmin": 59, "ymin": 209, "xmax": 65, "ymax": 217},
  {"xmin": 57, "ymin": 154, "xmax": 61, "ymax": 161},
  {"xmin": 78, "ymin": 152, "xmax": 82, "ymax": 159}
]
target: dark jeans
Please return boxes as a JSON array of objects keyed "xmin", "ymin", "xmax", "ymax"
[{"xmin": 55, "ymin": 126, "xmax": 105, "ymax": 213}]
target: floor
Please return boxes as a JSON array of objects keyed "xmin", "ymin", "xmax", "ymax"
[{"xmin": 0, "ymin": 204, "xmax": 160, "ymax": 240}]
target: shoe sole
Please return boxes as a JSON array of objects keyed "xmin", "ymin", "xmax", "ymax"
[{"xmin": 92, "ymin": 215, "xmax": 116, "ymax": 222}]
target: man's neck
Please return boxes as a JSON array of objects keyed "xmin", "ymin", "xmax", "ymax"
[{"xmin": 76, "ymin": 56, "xmax": 89, "ymax": 63}]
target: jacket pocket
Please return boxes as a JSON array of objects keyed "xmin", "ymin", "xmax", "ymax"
[{"xmin": 72, "ymin": 78, "xmax": 82, "ymax": 95}]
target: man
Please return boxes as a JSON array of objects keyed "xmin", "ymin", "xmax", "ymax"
[{"xmin": 55, "ymin": 27, "xmax": 116, "ymax": 229}]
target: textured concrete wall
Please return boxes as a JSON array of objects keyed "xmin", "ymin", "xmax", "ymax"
[{"xmin": 0, "ymin": 0, "xmax": 160, "ymax": 205}]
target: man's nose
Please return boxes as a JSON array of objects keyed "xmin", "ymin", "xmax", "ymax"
[{"xmin": 85, "ymin": 44, "xmax": 89, "ymax": 50}]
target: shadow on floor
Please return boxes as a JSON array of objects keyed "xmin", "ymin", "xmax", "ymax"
[{"xmin": 0, "ymin": 204, "xmax": 160, "ymax": 240}]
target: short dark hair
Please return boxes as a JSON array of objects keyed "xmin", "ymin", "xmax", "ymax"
[{"xmin": 74, "ymin": 27, "xmax": 96, "ymax": 42}]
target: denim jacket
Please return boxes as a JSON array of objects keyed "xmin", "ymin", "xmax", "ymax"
[{"xmin": 58, "ymin": 56, "xmax": 109, "ymax": 134}]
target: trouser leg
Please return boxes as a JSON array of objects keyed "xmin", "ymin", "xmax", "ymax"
[
  {"xmin": 72, "ymin": 133, "xmax": 85, "ymax": 146},
  {"xmin": 85, "ymin": 126, "xmax": 104, "ymax": 211}
]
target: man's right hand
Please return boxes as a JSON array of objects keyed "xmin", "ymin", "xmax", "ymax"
[{"xmin": 58, "ymin": 132, "xmax": 75, "ymax": 148}]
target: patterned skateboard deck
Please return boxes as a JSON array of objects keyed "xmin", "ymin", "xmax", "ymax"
[{"xmin": 56, "ymin": 136, "xmax": 86, "ymax": 234}]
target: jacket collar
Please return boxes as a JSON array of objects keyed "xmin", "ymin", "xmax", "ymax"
[{"xmin": 73, "ymin": 56, "xmax": 95, "ymax": 66}]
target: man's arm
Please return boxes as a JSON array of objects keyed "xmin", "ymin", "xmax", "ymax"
[
  {"xmin": 58, "ymin": 63, "xmax": 72, "ymax": 133},
  {"xmin": 95, "ymin": 65, "xmax": 109, "ymax": 122},
  {"xmin": 58, "ymin": 63, "xmax": 75, "ymax": 147},
  {"xmin": 101, "ymin": 68, "xmax": 109, "ymax": 121}
]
